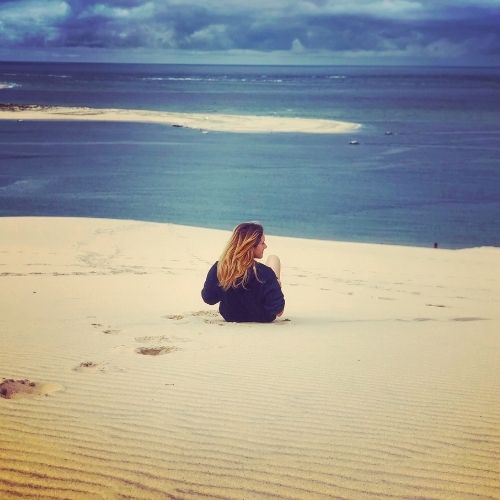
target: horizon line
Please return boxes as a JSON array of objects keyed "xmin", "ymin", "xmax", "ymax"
[{"xmin": 2, "ymin": 60, "xmax": 500, "ymax": 69}]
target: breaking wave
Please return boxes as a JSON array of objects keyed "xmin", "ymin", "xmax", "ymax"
[{"xmin": 0, "ymin": 82, "xmax": 19, "ymax": 90}]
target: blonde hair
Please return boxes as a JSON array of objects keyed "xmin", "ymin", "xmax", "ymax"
[{"xmin": 217, "ymin": 222, "xmax": 264, "ymax": 291}]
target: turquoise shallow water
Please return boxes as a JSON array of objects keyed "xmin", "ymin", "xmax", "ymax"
[{"xmin": 1, "ymin": 62, "xmax": 499, "ymax": 248}]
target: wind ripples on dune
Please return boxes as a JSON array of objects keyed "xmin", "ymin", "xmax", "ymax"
[
  {"xmin": 1, "ymin": 328, "xmax": 499, "ymax": 498},
  {"xmin": 1, "ymin": 218, "xmax": 499, "ymax": 497}
]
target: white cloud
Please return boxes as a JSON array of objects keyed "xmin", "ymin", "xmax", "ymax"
[
  {"xmin": 289, "ymin": 0, "xmax": 425, "ymax": 19},
  {"xmin": 0, "ymin": 0, "xmax": 69, "ymax": 23},
  {"xmin": 186, "ymin": 24, "xmax": 232, "ymax": 49},
  {"xmin": 82, "ymin": 2, "xmax": 155, "ymax": 20},
  {"xmin": 0, "ymin": 0, "xmax": 498, "ymax": 64},
  {"xmin": 0, "ymin": 0, "xmax": 69, "ymax": 43}
]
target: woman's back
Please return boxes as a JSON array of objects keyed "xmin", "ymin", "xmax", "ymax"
[
  {"xmin": 202, "ymin": 261, "xmax": 284, "ymax": 322},
  {"xmin": 201, "ymin": 222, "xmax": 285, "ymax": 322}
]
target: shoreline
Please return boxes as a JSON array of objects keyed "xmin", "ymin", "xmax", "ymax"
[
  {"xmin": 1, "ymin": 214, "xmax": 494, "ymax": 250},
  {"xmin": 0, "ymin": 104, "xmax": 361, "ymax": 134},
  {"xmin": 1, "ymin": 216, "xmax": 499, "ymax": 497}
]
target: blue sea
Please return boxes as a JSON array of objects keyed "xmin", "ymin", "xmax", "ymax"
[{"xmin": 1, "ymin": 62, "xmax": 499, "ymax": 248}]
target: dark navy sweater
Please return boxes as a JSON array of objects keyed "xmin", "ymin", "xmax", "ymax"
[{"xmin": 201, "ymin": 261, "xmax": 285, "ymax": 323}]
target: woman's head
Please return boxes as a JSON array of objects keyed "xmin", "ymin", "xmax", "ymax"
[
  {"xmin": 217, "ymin": 222, "xmax": 265, "ymax": 290},
  {"xmin": 231, "ymin": 222, "xmax": 265, "ymax": 256}
]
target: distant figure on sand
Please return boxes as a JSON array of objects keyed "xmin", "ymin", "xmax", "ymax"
[{"xmin": 202, "ymin": 222, "xmax": 285, "ymax": 322}]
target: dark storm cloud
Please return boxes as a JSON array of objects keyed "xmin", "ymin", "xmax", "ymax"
[{"xmin": 1, "ymin": 0, "xmax": 499, "ymax": 63}]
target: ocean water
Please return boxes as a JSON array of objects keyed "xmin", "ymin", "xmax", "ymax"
[{"xmin": 1, "ymin": 62, "xmax": 499, "ymax": 248}]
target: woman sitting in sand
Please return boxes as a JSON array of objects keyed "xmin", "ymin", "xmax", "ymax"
[{"xmin": 202, "ymin": 222, "xmax": 285, "ymax": 322}]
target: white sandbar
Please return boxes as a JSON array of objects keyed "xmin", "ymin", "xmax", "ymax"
[{"xmin": 0, "ymin": 105, "xmax": 361, "ymax": 134}]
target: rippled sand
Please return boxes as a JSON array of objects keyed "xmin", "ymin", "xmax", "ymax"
[{"xmin": 1, "ymin": 218, "xmax": 499, "ymax": 498}]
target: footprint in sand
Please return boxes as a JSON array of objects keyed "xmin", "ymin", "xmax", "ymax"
[
  {"xmin": 0, "ymin": 378, "xmax": 63, "ymax": 399},
  {"xmin": 74, "ymin": 361, "xmax": 99, "ymax": 370},
  {"xmin": 164, "ymin": 314, "xmax": 184, "ymax": 320},
  {"xmin": 73, "ymin": 361, "xmax": 123, "ymax": 373},
  {"xmin": 191, "ymin": 310, "xmax": 220, "ymax": 318},
  {"xmin": 192, "ymin": 310, "xmax": 226, "ymax": 325},
  {"xmin": 90, "ymin": 322, "xmax": 121, "ymax": 335},
  {"xmin": 136, "ymin": 334, "xmax": 191, "ymax": 344},
  {"xmin": 135, "ymin": 335, "xmax": 171, "ymax": 343},
  {"xmin": 135, "ymin": 346, "xmax": 178, "ymax": 356},
  {"xmin": 164, "ymin": 310, "xmax": 226, "ymax": 326}
]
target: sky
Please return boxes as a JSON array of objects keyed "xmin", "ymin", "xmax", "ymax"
[{"xmin": 0, "ymin": 0, "xmax": 499, "ymax": 65}]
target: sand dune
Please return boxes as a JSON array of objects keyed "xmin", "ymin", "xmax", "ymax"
[
  {"xmin": 0, "ymin": 104, "xmax": 361, "ymax": 134},
  {"xmin": 0, "ymin": 217, "xmax": 499, "ymax": 498}
]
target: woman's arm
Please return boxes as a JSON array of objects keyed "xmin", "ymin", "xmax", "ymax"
[
  {"xmin": 261, "ymin": 268, "xmax": 285, "ymax": 319},
  {"xmin": 201, "ymin": 262, "xmax": 222, "ymax": 305}
]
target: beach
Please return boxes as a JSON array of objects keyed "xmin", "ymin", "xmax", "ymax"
[
  {"xmin": 0, "ymin": 105, "xmax": 361, "ymax": 134},
  {"xmin": 1, "ymin": 216, "xmax": 499, "ymax": 498}
]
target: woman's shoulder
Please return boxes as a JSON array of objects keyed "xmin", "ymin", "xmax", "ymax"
[
  {"xmin": 255, "ymin": 262, "xmax": 276, "ymax": 279},
  {"xmin": 207, "ymin": 261, "xmax": 218, "ymax": 274}
]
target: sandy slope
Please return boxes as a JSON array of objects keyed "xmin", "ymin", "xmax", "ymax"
[
  {"xmin": 0, "ymin": 105, "xmax": 361, "ymax": 134},
  {"xmin": 0, "ymin": 217, "xmax": 499, "ymax": 498}
]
